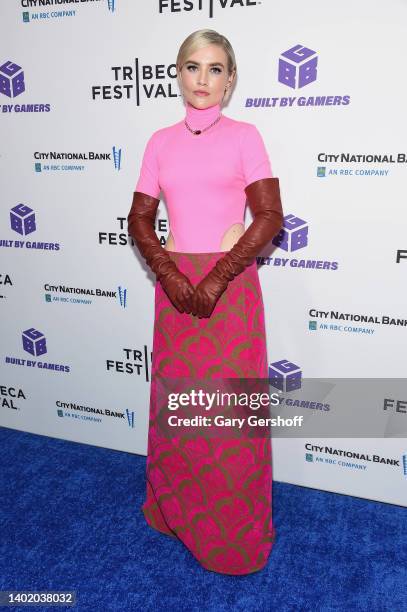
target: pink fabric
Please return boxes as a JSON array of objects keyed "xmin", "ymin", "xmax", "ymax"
[
  {"xmin": 135, "ymin": 102, "xmax": 273, "ymax": 252},
  {"xmin": 142, "ymin": 251, "xmax": 275, "ymax": 575}
]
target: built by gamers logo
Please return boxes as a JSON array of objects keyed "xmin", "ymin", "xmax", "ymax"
[
  {"xmin": 4, "ymin": 328, "xmax": 71, "ymax": 372},
  {"xmin": 0, "ymin": 204, "xmax": 61, "ymax": 251},
  {"xmin": 246, "ymin": 44, "xmax": 351, "ymax": 110},
  {"xmin": 269, "ymin": 359, "xmax": 302, "ymax": 392},
  {"xmin": 0, "ymin": 60, "xmax": 25, "ymax": 96},
  {"xmin": 268, "ymin": 360, "xmax": 331, "ymax": 412},
  {"xmin": 257, "ymin": 213, "xmax": 338, "ymax": 271},
  {"xmin": 0, "ymin": 60, "xmax": 51, "ymax": 113},
  {"xmin": 278, "ymin": 44, "xmax": 318, "ymax": 89}
]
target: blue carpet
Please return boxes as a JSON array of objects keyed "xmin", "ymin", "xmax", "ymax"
[{"xmin": 0, "ymin": 425, "xmax": 405, "ymax": 612}]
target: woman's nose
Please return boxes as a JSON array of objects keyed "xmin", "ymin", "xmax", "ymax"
[{"xmin": 197, "ymin": 72, "xmax": 208, "ymax": 85}]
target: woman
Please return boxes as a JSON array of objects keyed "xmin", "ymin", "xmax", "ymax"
[{"xmin": 127, "ymin": 29, "xmax": 283, "ymax": 575}]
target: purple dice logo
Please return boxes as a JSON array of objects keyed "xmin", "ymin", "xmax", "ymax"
[
  {"xmin": 0, "ymin": 61, "xmax": 25, "ymax": 98},
  {"xmin": 10, "ymin": 204, "xmax": 36, "ymax": 236},
  {"xmin": 269, "ymin": 359, "xmax": 302, "ymax": 392},
  {"xmin": 272, "ymin": 214, "xmax": 308, "ymax": 252},
  {"xmin": 22, "ymin": 328, "xmax": 47, "ymax": 357},
  {"xmin": 278, "ymin": 44, "xmax": 318, "ymax": 89}
]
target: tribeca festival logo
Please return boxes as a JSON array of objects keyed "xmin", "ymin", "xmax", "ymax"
[
  {"xmin": 396, "ymin": 250, "xmax": 407, "ymax": 263},
  {"xmin": 98, "ymin": 215, "xmax": 168, "ymax": 248},
  {"xmin": 0, "ymin": 272, "xmax": 13, "ymax": 300},
  {"xmin": 246, "ymin": 43, "xmax": 350, "ymax": 110},
  {"xmin": 257, "ymin": 213, "xmax": 338, "ymax": 271},
  {"xmin": 0, "ymin": 204, "xmax": 61, "ymax": 252},
  {"xmin": 92, "ymin": 59, "xmax": 181, "ymax": 106},
  {"xmin": 0, "ymin": 60, "xmax": 51, "ymax": 113},
  {"xmin": 106, "ymin": 346, "xmax": 152, "ymax": 382},
  {"xmin": 0, "ymin": 384, "xmax": 27, "ymax": 411},
  {"xmin": 34, "ymin": 145, "xmax": 122, "ymax": 173},
  {"xmin": 56, "ymin": 401, "xmax": 135, "ymax": 429},
  {"xmin": 4, "ymin": 328, "xmax": 71, "ymax": 373},
  {"xmin": 22, "ymin": 0, "xmax": 116, "ymax": 24},
  {"xmin": 158, "ymin": 0, "xmax": 260, "ymax": 19}
]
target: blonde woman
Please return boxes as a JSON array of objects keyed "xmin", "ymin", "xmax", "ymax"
[{"xmin": 128, "ymin": 29, "xmax": 283, "ymax": 575}]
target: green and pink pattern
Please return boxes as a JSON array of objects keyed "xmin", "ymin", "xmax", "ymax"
[{"xmin": 142, "ymin": 251, "xmax": 276, "ymax": 575}]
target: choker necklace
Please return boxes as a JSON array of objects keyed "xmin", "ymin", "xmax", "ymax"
[{"xmin": 184, "ymin": 113, "xmax": 222, "ymax": 135}]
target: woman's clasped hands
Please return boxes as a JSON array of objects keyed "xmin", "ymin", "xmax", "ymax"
[{"xmin": 159, "ymin": 267, "xmax": 228, "ymax": 319}]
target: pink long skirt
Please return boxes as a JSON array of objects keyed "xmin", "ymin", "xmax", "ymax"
[{"xmin": 141, "ymin": 251, "xmax": 276, "ymax": 575}]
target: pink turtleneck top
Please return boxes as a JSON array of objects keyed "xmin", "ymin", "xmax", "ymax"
[{"xmin": 135, "ymin": 101, "xmax": 273, "ymax": 252}]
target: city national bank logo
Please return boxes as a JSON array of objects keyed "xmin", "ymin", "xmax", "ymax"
[
  {"xmin": 4, "ymin": 328, "xmax": 71, "ymax": 372},
  {"xmin": 316, "ymin": 151, "xmax": 407, "ymax": 179},
  {"xmin": 0, "ymin": 60, "xmax": 51, "ymax": 113},
  {"xmin": 22, "ymin": 0, "xmax": 116, "ymax": 23},
  {"xmin": 34, "ymin": 145, "xmax": 122, "ymax": 173},
  {"xmin": 1, "ymin": 385, "xmax": 27, "ymax": 411},
  {"xmin": 0, "ymin": 204, "xmax": 61, "ymax": 252},
  {"xmin": 56, "ymin": 401, "xmax": 135, "ymax": 428},
  {"xmin": 308, "ymin": 307, "xmax": 407, "ymax": 336},
  {"xmin": 245, "ymin": 44, "xmax": 350, "ymax": 110},
  {"xmin": 107, "ymin": 346, "xmax": 152, "ymax": 382},
  {"xmin": 44, "ymin": 283, "xmax": 127, "ymax": 308},
  {"xmin": 305, "ymin": 443, "xmax": 403, "ymax": 474},
  {"xmin": 257, "ymin": 214, "xmax": 338, "ymax": 271}
]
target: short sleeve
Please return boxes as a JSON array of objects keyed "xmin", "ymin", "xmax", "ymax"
[
  {"xmin": 240, "ymin": 124, "xmax": 273, "ymax": 187},
  {"xmin": 134, "ymin": 131, "xmax": 161, "ymax": 198}
]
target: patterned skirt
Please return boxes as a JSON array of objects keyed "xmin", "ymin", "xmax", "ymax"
[{"xmin": 141, "ymin": 251, "xmax": 276, "ymax": 575}]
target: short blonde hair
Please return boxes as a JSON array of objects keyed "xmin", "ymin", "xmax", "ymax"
[{"xmin": 176, "ymin": 29, "xmax": 237, "ymax": 105}]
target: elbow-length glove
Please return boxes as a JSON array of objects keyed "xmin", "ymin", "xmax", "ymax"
[
  {"xmin": 127, "ymin": 191, "xmax": 194, "ymax": 314},
  {"xmin": 191, "ymin": 177, "xmax": 284, "ymax": 318}
]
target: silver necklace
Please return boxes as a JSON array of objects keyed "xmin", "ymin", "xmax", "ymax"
[{"xmin": 184, "ymin": 113, "xmax": 222, "ymax": 135}]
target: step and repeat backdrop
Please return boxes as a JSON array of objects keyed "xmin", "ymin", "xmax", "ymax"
[{"xmin": 1, "ymin": 0, "xmax": 406, "ymax": 506}]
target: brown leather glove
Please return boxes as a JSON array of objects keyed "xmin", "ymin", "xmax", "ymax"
[
  {"xmin": 127, "ymin": 191, "xmax": 194, "ymax": 314},
  {"xmin": 191, "ymin": 177, "xmax": 284, "ymax": 318}
]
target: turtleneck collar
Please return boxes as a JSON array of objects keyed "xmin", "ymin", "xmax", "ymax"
[{"xmin": 185, "ymin": 101, "xmax": 222, "ymax": 130}]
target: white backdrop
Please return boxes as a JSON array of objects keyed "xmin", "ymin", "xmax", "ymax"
[{"xmin": 1, "ymin": 0, "xmax": 406, "ymax": 506}]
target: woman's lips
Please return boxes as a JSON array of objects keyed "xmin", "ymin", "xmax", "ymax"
[{"xmin": 194, "ymin": 91, "xmax": 209, "ymax": 96}]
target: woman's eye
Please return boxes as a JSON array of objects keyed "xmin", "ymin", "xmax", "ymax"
[{"xmin": 186, "ymin": 65, "xmax": 222, "ymax": 74}]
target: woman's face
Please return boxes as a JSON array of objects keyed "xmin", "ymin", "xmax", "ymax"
[{"xmin": 179, "ymin": 44, "xmax": 234, "ymax": 109}]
